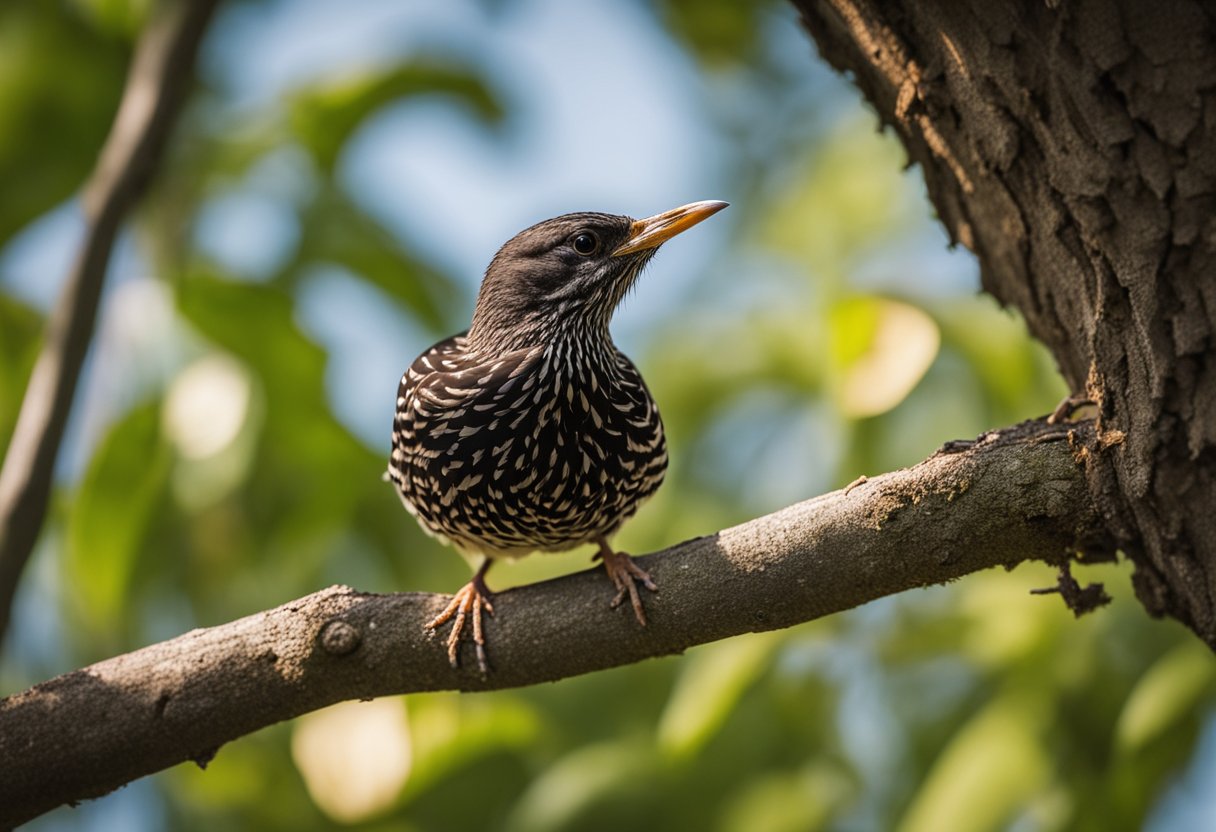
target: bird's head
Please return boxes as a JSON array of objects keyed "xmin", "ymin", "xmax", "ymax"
[{"xmin": 467, "ymin": 200, "xmax": 728, "ymax": 352}]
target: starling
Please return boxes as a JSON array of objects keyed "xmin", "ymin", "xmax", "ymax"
[{"xmin": 388, "ymin": 200, "xmax": 728, "ymax": 671}]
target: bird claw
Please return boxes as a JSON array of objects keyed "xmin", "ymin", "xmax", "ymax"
[
  {"xmin": 599, "ymin": 544, "xmax": 657, "ymax": 627},
  {"xmin": 426, "ymin": 580, "xmax": 494, "ymax": 674}
]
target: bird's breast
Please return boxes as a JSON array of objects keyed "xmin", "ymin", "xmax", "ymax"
[{"xmin": 391, "ymin": 340, "xmax": 666, "ymax": 554}]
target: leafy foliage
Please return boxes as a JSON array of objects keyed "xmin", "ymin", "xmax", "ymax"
[
  {"xmin": 1, "ymin": 2, "xmax": 1211, "ymax": 831},
  {"xmin": 0, "ymin": 1, "xmax": 129, "ymax": 245}
]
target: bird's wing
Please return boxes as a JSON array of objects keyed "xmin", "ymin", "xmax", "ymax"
[
  {"xmin": 389, "ymin": 334, "xmax": 545, "ymax": 489},
  {"xmin": 397, "ymin": 333, "xmax": 469, "ymax": 414}
]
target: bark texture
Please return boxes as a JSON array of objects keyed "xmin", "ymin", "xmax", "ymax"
[
  {"xmin": 796, "ymin": 0, "xmax": 1216, "ymax": 643},
  {"xmin": 0, "ymin": 420, "xmax": 1100, "ymax": 826}
]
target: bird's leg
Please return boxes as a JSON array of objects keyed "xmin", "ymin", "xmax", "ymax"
[
  {"xmin": 426, "ymin": 559, "xmax": 495, "ymax": 674},
  {"xmin": 595, "ymin": 537, "xmax": 657, "ymax": 627}
]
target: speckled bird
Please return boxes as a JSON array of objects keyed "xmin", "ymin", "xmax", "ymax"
[{"xmin": 388, "ymin": 200, "xmax": 728, "ymax": 671}]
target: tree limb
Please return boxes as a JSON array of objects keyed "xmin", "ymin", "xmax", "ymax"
[
  {"xmin": 0, "ymin": 0, "xmax": 221, "ymax": 647},
  {"xmin": 0, "ymin": 419, "xmax": 1105, "ymax": 827},
  {"xmin": 792, "ymin": 0, "xmax": 1216, "ymax": 645}
]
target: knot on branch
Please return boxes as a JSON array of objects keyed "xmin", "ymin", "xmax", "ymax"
[{"xmin": 318, "ymin": 619, "xmax": 361, "ymax": 656}]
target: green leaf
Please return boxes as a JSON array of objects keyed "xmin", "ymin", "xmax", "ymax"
[
  {"xmin": 827, "ymin": 296, "xmax": 940, "ymax": 417},
  {"xmin": 504, "ymin": 739, "xmax": 655, "ymax": 832},
  {"xmin": 0, "ymin": 3, "xmax": 126, "ymax": 243},
  {"xmin": 935, "ymin": 298, "xmax": 1068, "ymax": 420},
  {"xmin": 1116, "ymin": 642, "xmax": 1215, "ymax": 753},
  {"xmin": 657, "ymin": 631, "xmax": 783, "ymax": 759},
  {"xmin": 292, "ymin": 188, "xmax": 462, "ymax": 331},
  {"xmin": 657, "ymin": 0, "xmax": 779, "ymax": 67},
  {"xmin": 289, "ymin": 61, "xmax": 504, "ymax": 174},
  {"xmin": 0, "ymin": 293, "xmax": 42, "ymax": 450},
  {"xmin": 759, "ymin": 119, "xmax": 917, "ymax": 281},
  {"xmin": 719, "ymin": 763, "xmax": 853, "ymax": 832},
  {"xmin": 404, "ymin": 693, "xmax": 540, "ymax": 801},
  {"xmin": 66, "ymin": 401, "xmax": 172, "ymax": 628},
  {"xmin": 898, "ymin": 691, "xmax": 1051, "ymax": 832},
  {"xmin": 175, "ymin": 271, "xmax": 386, "ymax": 600},
  {"xmin": 177, "ymin": 272, "xmax": 327, "ymax": 404},
  {"xmin": 71, "ymin": 0, "xmax": 152, "ymax": 37},
  {"xmin": 828, "ymin": 296, "xmax": 880, "ymax": 369}
]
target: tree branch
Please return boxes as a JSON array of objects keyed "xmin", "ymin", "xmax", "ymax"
[
  {"xmin": 792, "ymin": 0, "xmax": 1216, "ymax": 645},
  {"xmin": 0, "ymin": 419, "xmax": 1103, "ymax": 827},
  {"xmin": 0, "ymin": 0, "xmax": 221, "ymax": 647}
]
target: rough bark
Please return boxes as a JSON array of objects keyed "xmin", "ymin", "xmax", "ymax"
[
  {"xmin": 796, "ymin": 0, "xmax": 1216, "ymax": 643},
  {"xmin": 0, "ymin": 420, "xmax": 1100, "ymax": 827}
]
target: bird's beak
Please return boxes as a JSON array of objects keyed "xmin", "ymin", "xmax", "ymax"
[{"xmin": 613, "ymin": 200, "xmax": 729, "ymax": 256}]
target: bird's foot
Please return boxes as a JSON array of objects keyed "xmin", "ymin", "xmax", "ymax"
[
  {"xmin": 426, "ymin": 575, "xmax": 494, "ymax": 674},
  {"xmin": 596, "ymin": 540, "xmax": 657, "ymax": 627}
]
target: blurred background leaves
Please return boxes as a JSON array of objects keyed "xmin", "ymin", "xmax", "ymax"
[{"xmin": 1, "ymin": 1, "xmax": 1213, "ymax": 830}]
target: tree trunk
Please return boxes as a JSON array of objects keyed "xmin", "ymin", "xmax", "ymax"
[{"xmin": 795, "ymin": 0, "xmax": 1216, "ymax": 645}]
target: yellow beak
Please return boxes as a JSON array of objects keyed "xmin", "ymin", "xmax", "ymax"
[{"xmin": 613, "ymin": 200, "xmax": 729, "ymax": 256}]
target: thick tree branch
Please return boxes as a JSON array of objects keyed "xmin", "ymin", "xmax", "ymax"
[
  {"xmin": 0, "ymin": 0, "xmax": 220, "ymax": 647},
  {"xmin": 0, "ymin": 419, "xmax": 1103, "ymax": 827},
  {"xmin": 793, "ymin": 0, "xmax": 1216, "ymax": 644}
]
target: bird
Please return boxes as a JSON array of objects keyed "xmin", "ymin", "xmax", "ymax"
[{"xmin": 388, "ymin": 200, "xmax": 728, "ymax": 672}]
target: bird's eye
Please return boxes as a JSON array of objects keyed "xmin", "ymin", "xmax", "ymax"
[{"xmin": 571, "ymin": 231, "xmax": 599, "ymax": 256}]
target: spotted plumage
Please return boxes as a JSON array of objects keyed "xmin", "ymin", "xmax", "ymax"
[
  {"xmin": 388, "ymin": 201, "xmax": 727, "ymax": 672},
  {"xmin": 390, "ymin": 334, "xmax": 667, "ymax": 554}
]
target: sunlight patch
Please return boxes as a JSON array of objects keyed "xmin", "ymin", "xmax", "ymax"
[
  {"xmin": 162, "ymin": 354, "xmax": 251, "ymax": 460},
  {"xmin": 292, "ymin": 698, "xmax": 412, "ymax": 823},
  {"xmin": 834, "ymin": 297, "xmax": 940, "ymax": 417}
]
